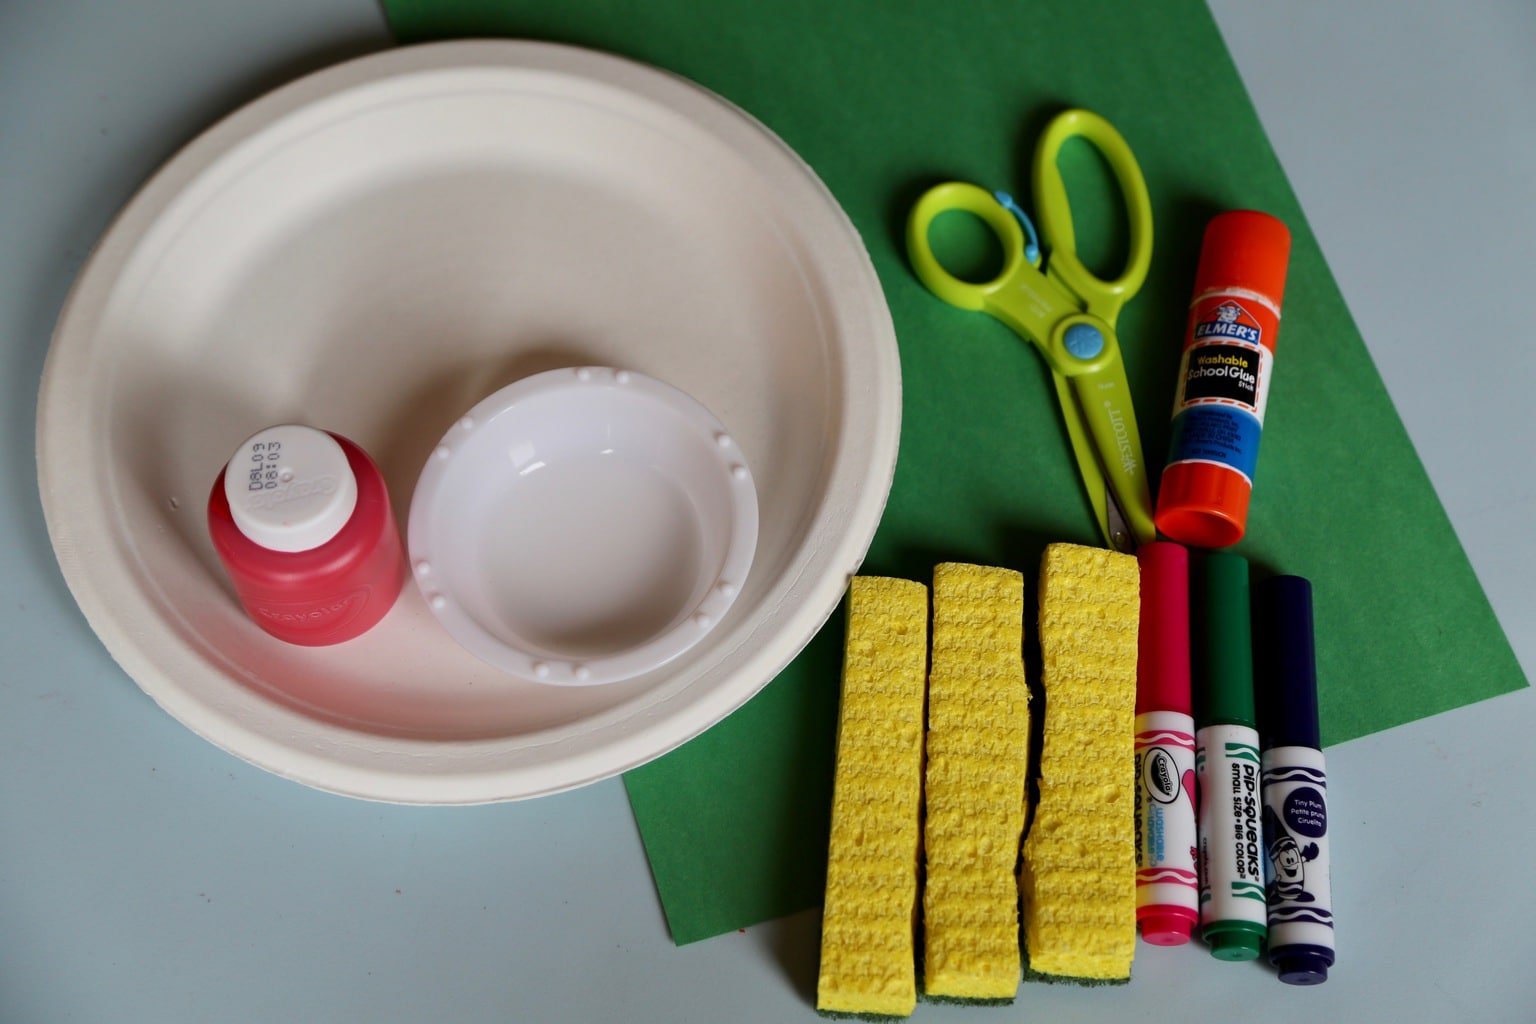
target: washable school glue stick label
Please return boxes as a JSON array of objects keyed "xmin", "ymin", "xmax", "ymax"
[
  {"xmin": 1197, "ymin": 724, "xmax": 1267, "ymax": 928},
  {"xmin": 1135, "ymin": 711, "xmax": 1198, "ymax": 925},
  {"xmin": 1262, "ymin": 747, "xmax": 1334, "ymax": 950},
  {"xmin": 1166, "ymin": 293, "xmax": 1278, "ymax": 484}
]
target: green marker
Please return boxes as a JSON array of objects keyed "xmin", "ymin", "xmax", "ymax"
[{"xmin": 1193, "ymin": 552, "xmax": 1266, "ymax": 961}]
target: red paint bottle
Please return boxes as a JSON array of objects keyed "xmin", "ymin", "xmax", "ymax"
[{"xmin": 208, "ymin": 425, "xmax": 403, "ymax": 646}]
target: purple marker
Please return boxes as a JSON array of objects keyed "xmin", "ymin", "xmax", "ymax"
[{"xmin": 1255, "ymin": 575, "xmax": 1334, "ymax": 985}]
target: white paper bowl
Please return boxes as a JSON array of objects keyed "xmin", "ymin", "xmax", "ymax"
[
  {"xmin": 36, "ymin": 41, "xmax": 899, "ymax": 802},
  {"xmin": 409, "ymin": 367, "xmax": 758, "ymax": 686}
]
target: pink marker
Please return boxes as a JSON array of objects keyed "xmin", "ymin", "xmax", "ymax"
[{"xmin": 1134, "ymin": 541, "xmax": 1199, "ymax": 944}]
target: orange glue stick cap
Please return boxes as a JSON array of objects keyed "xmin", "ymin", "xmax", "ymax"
[
  {"xmin": 1156, "ymin": 463, "xmax": 1252, "ymax": 549},
  {"xmin": 1194, "ymin": 210, "xmax": 1292, "ymax": 303}
]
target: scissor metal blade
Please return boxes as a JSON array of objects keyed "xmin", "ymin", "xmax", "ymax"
[
  {"xmin": 1051, "ymin": 369, "xmax": 1141, "ymax": 553},
  {"xmin": 1104, "ymin": 487, "xmax": 1135, "ymax": 554}
]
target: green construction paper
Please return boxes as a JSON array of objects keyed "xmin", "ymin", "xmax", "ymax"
[{"xmin": 386, "ymin": 0, "xmax": 1528, "ymax": 945}]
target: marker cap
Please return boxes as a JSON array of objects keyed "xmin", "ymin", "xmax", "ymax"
[
  {"xmin": 1192, "ymin": 552, "xmax": 1255, "ymax": 728},
  {"xmin": 1254, "ymin": 575, "xmax": 1320, "ymax": 749},
  {"xmin": 1140, "ymin": 910, "xmax": 1196, "ymax": 946},
  {"xmin": 1273, "ymin": 945, "xmax": 1333, "ymax": 985},
  {"xmin": 1205, "ymin": 921, "xmax": 1265, "ymax": 961},
  {"xmin": 1137, "ymin": 541, "xmax": 1191, "ymax": 715},
  {"xmin": 1194, "ymin": 210, "xmax": 1292, "ymax": 307}
]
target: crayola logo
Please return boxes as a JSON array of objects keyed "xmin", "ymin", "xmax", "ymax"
[
  {"xmin": 1143, "ymin": 746, "xmax": 1180, "ymax": 804},
  {"xmin": 254, "ymin": 588, "xmax": 368, "ymax": 632},
  {"xmin": 247, "ymin": 474, "xmax": 339, "ymax": 509}
]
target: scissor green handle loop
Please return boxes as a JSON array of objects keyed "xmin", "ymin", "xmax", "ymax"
[
  {"xmin": 905, "ymin": 182, "xmax": 1026, "ymax": 311},
  {"xmin": 907, "ymin": 182, "xmax": 1084, "ymax": 358},
  {"xmin": 1033, "ymin": 108, "xmax": 1153, "ymax": 321}
]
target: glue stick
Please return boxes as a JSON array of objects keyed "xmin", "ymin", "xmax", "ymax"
[{"xmin": 1156, "ymin": 211, "xmax": 1291, "ymax": 549}]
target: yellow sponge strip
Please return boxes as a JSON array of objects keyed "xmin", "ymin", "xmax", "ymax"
[
  {"xmin": 817, "ymin": 576, "xmax": 929, "ymax": 1018},
  {"xmin": 922, "ymin": 563, "xmax": 1029, "ymax": 1000},
  {"xmin": 1021, "ymin": 543, "xmax": 1139, "ymax": 981}
]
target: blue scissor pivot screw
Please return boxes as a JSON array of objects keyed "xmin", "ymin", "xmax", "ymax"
[{"xmin": 1063, "ymin": 322, "xmax": 1105, "ymax": 360}]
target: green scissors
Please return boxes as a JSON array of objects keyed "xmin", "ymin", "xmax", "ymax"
[{"xmin": 906, "ymin": 108, "xmax": 1156, "ymax": 552}]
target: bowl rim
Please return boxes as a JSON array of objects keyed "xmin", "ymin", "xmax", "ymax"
[{"xmin": 407, "ymin": 366, "xmax": 760, "ymax": 687}]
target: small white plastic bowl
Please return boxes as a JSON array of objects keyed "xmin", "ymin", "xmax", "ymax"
[{"xmin": 408, "ymin": 367, "xmax": 758, "ymax": 686}]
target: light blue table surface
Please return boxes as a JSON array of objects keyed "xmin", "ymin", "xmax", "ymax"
[{"xmin": 4, "ymin": 2, "xmax": 1533, "ymax": 1020}]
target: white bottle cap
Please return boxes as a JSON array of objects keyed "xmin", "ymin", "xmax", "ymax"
[{"xmin": 223, "ymin": 425, "xmax": 358, "ymax": 553}]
